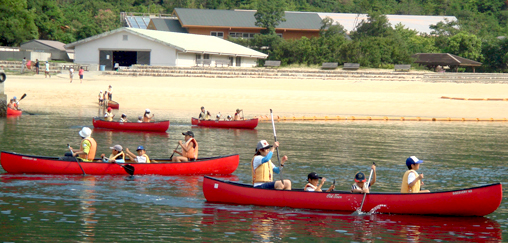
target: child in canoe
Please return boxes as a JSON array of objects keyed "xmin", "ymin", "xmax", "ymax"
[
  {"xmin": 401, "ymin": 156, "xmax": 430, "ymax": 193},
  {"xmin": 351, "ymin": 164, "xmax": 376, "ymax": 193},
  {"xmin": 304, "ymin": 172, "xmax": 334, "ymax": 192},
  {"xmin": 125, "ymin": 146, "xmax": 151, "ymax": 163},
  {"xmin": 101, "ymin": 144, "xmax": 125, "ymax": 163}
]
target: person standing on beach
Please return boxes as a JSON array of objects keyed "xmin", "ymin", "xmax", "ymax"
[
  {"xmin": 79, "ymin": 67, "xmax": 84, "ymax": 83},
  {"xmin": 21, "ymin": 57, "xmax": 26, "ymax": 73},
  {"xmin": 45, "ymin": 61, "xmax": 51, "ymax": 78},
  {"xmin": 98, "ymin": 90, "xmax": 103, "ymax": 106},
  {"xmin": 35, "ymin": 59, "xmax": 39, "ymax": 74},
  {"xmin": 108, "ymin": 85, "xmax": 113, "ymax": 100},
  {"xmin": 69, "ymin": 67, "xmax": 74, "ymax": 83}
]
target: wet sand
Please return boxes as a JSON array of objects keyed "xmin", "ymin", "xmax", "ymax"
[{"xmin": 4, "ymin": 72, "xmax": 508, "ymax": 119}]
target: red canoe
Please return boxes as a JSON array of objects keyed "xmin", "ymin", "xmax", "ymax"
[
  {"xmin": 0, "ymin": 152, "xmax": 239, "ymax": 175},
  {"xmin": 191, "ymin": 117, "xmax": 258, "ymax": 129},
  {"xmin": 107, "ymin": 100, "xmax": 119, "ymax": 109},
  {"xmin": 7, "ymin": 107, "xmax": 22, "ymax": 116},
  {"xmin": 93, "ymin": 117, "xmax": 170, "ymax": 132},
  {"xmin": 203, "ymin": 176, "xmax": 503, "ymax": 216}
]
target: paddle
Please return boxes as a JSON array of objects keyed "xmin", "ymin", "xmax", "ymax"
[
  {"xmin": 16, "ymin": 93, "xmax": 35, "ymax": 115},
  {"xmin": 352, "ymin": 162, "xmax": 376, "ymax": 215},
  {"xmin": 169, "ymin": 143, "xmax": 180, "ymax": 160},
  {"xmin": 270, "ymin": 109, "xmax": 284, "ymax": 184},
  {"xmin": 67, "ymin": 144, "xmax": 86, "ymax": 176},
  {"xmin": 19, "ymin": 93, "xmax": 27, "ymax": 101},
  {"xmin": 116, "ymin": 162, "xmax": 135, "ymax": 176}
]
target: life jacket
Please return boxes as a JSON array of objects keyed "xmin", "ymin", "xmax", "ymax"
[
  {"xmin": 105, "ymin": 112, "xmax": 113, "ymax": 121},
  {"xmin": 251, "ymin": 155, "xmax": 273, "ymax": 184},
  {"xmin": 108, "ymin": 151, "xmax": 125, "ymax": 162},
  {"xmin": 304, "ymin": 183, "xmax": 317, "ymax": 191},
  {"xmin": 182, "ymin": 138, "xmax": 198, "ymax": 160},
  {"xmin": 199, "ymin": 111, "xmax": 206, "ymax": 120},
  {"xmin": 79, "ymin": 137, "xmax": 97, "ymax": 162},
  {"xmin": 401, "ymin": 170, "xmax": 420, "ymax": 193}
]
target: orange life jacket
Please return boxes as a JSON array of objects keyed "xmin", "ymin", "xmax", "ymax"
[
  {"xmin": 251, "ymin": 156, "xmax": 273, "ymax": 184},
  {"xmin": 401, "ymin": 170, "xmax": 421, "ymax": 193},
  {"xmin": 182, "ymin": 138, "xmax": 198, "ymax": 160},
  {"xmin": 79, "ymin": 138, "xmax": 97, "ymax": 162}
]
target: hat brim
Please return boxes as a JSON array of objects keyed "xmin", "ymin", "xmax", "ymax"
[
  {"xmin": 260, "ymin": 145, "xmax": 273, "ymax": 150},
  {"xmin": 415, "ymin": 160, "xmax": 424, "ymax": 164},
  {"xmin": 354, "ymin": 179, "xmax": 367, "ymax": 183}
]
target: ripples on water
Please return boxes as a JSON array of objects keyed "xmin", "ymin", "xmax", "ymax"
[{"xmin": 0, "ymin": 114, "xmax": 507, "ymax": 241}]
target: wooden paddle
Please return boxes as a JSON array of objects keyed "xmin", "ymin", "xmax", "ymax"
[
  {"xmin": 270, "ymin": 109, "xmax": 284, "ymax": 184},
  {"xmin": 19, "ymin": 93, "xmax": 27, "ymax": 101},
  {"xmin": 169, "ymin": 143, "xmax": 180, "ymax": 160},
  {"xmin": 17, "ymin": 93, "xmax": 35, "ymax": 115},
  {"xmin": 67, "ymin": 144, "xmax": 86, "ymax": 175},
  {"xmin": 352, "ymin": 162, "xmax": 376, "ymax": 215}
]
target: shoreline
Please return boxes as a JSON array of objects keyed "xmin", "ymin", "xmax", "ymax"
[{"xmin": 4, "ymin": 73, "xmax": 508, "ymax": 120}]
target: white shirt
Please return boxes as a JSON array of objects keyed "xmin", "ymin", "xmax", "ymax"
[
  {"xmin": 304, "ymin": 183, "xmax": 316, "ymax": 192},
  {"xmin": 136, "ymin": 155, "xmax": 147, "ymax": 163},
  {"xmin": 252, "ymin": 155, "xmax": 276, "ymax": 187},
  {"xmin": 408, "ymin": 171, "xmax": 417, "ymax": 185}
]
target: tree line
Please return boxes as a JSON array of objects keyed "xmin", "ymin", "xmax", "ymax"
[{"xmin": 2, "ymin": 0, "xmax": 508, "ymax": 72}]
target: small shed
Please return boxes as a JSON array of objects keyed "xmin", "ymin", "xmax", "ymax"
[
  {"xmin": 20, "ymin": 40, "xmax": 73, "ymax": 61},
  {"xmin": 412, "ymin": 53, "xmax": 482, "ymax": 73}
]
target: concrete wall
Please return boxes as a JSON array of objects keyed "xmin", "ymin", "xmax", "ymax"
[
  {"xmin": 21, "ymin": 42, "xmax": 71, "ymax": 61},
  {"xmin": 0, "ymin": 51, "xmax": 51, "ymax": 62},
  {"xmin": 74, "ymin": 31, "xmax": 177, "ymax": 69}
]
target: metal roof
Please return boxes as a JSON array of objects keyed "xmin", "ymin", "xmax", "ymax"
[
  {"xmin": 173, "ymin": 8, "xmax": 322, "ymax": 30},
  {"xmin": 317, "ymin": 13, "xmax": 457, "ymax": 34},
  {"xmin": 149, "ymin": 18, "xmax": 188, "ymax": 33},
  {"xmin": 412, "ymin": 53, "xmax": 482, "ymax": 67},
  {"xmin": 21, "ymin": 40, "xmax": 67, "ymax": 51},
  {"xmin": 64, "ymin": 28, "xmax": 268, "ymax": 58}
]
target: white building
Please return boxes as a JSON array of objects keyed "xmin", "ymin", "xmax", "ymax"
[{"xmin": 64, "ymin": 27, "xmax": 268, "ymax": 70}]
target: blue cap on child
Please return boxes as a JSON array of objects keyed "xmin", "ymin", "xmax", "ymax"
[{"xmin": 406, "ymin": 156, "xmax": 424, "ymax": 168}]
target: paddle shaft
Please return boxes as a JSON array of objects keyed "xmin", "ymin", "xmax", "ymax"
[
  {"xmin": 358, "ymin": 164, "xmax": 375, "ymax": 213},
  {"xmin": 169, "ymin": 143, "xmax": 180, "ymax": 160},
  {"xmin": 67, "ymin": 144, "xmax": 86, "ymax": 176},
  {"xmin": 270, "ymin": 109, "xmax": 283, "ymax": 183}
]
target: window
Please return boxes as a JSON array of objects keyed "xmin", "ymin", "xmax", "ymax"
[
  {"xmin": 229, "ymin": 32, "xmax": 256, "ymax": 38},
  {"xmin": 204, "ymin": 54, "xmax": 210, "ymax": 59},
  {"xmin": 196, "ymin": 54, "xmax": 201, "ymax": 61},
  {"xmin": 235, "ymin": 57, "xmax": 241, "ymax": 67},
  {"xmin": 276, "ymin": 33, "xmax": 283, "ymax": 38},
  {"xmin": 211, "ymin": 31, "xmax": 224, "ymax": 37},
  {"xmin": 123, "ymin": 35, "xmax": 128, "ymax": 41},
  {"xmin": 229, "ymin": 57, "xmax": 234, "ymax": 66}
]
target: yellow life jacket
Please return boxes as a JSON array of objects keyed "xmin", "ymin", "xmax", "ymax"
[
  {"xmin": 251, "ymin": 156, "xmax": 273, "ymax": 184},
  {"xmin": 401, "ymin": 170, "xmax": 420, "ymax": 193},
  {"xmin": 141, "ymin": 154, "xmax": 150, "ymax": 163},
  {"xmin": 105, "ymin": 112, "xmax": 113, "ymax": 121},
  {"xmin": 79, "ymin": 138, "xmax": 97, "ymax": 162},
  {"xmin": 182, "ymin": 138, "xmax": 198, "ymax": 160}
]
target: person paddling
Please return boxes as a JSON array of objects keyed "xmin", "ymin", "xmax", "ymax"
[
  {"xmin": 125, "ymin": 146, "xmax": 151, "ymax": 163},
  {"xmin": 143, "ymin": 109, "xmax": 154, "ymax": 122},
  {"xmin": 401, "ymin": 156, "xmax": 430, "ymax": 193},
  {"xmin": 119, "ymin": 114, "xmax": 128, "ymax": 122},
  {"xmin": 351, "ymin": 164, "xmax": 377, "ymax": 193},
  {"xmin": 101, "ymin": 145, "xmax": 125, "ymax": 163},
  {"xmin": 68, "ymin": 127, "xmax": 97, "ymax": 162},
  {"xmin": 172, "ymin": 131, "xmax": 199, "ymax": 162},
  {"xmin": 198, "ymin": 106, "xmax": 207, "ymax": 120},
  {"xmin": 7, "ymin": 99, "xmax": 17, "ymax": 110},
  {"xmin": 104, "ymin": 107, "xmax": 114, "ymax": 121},
  {"xmin": 234, "ymin": 109, "xmax": 243, "ymax": 120},
  {"xmin": 251, "ymin": 140, "xmax": 291, "ymax": 190}
]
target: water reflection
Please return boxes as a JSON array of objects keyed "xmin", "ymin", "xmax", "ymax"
[{"xmin": 200, "ymin": 207, "xmax": 502, "ymax": 242}]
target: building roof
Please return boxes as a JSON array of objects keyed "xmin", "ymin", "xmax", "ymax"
[
  {"xmin": 64, "ymin": 28, "xmax": 268, "ymax": 58},
  {"xmin": 149, "ymin": 18, "xmax": 187, "ymax": 33},
  {"xmin": 412, "ymin": 53, "xmax": 482, "ymax": 67},
  {"xmin": 173, "ymin": 8, "xmax": 323, "ymax": 30},
  {"xmin": 125, "ymin": 16, "xmax": 151, "ymax": 29},
  {"xmin": 317, "ymin": 13, "xmax": 457, "ymax": 34},
  {"xmin": 21, "ymin": 40, "xmax": 67, "ymax": 51}
]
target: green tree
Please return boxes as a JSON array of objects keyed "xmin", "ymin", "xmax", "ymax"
[
  {"xmin": 351, "ymin": 12, "xmax": 393, "ymax": 39},
  {"xmin": 254, "ymin": 0, "xmax": 286, "ymax": 35},
  {"xmin": 0, "ymin": 0, "xmax": 38, "ymax": 46},
  {"xmin": 446, "ymin": 32, "xmax": 482, "ymax": 61},
  {"xmin": 319, "ymin": 17, "xmax": 346, "ymax": 38}
]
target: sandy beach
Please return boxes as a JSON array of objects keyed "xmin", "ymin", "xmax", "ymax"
[{"xmin": 4, "ymin": 71, "xmax": 508, "ymax": 119}]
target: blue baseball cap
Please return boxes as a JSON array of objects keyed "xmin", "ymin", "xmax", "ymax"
[
  {"xmin": 136, "ymin": 146, "xmax": 145, "ymax": 151},
  {"xmin": 13, "ymin": 96, "xmax": 16, "ymax": 99},
  {"xmin": 406, "ymin": 156, "xmax": 424, "ymax": 167}
]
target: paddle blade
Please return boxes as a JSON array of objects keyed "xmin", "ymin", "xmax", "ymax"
[
  {"xmin": 351, "ymin": 210, "xmax": 364, "ymax": 216},
  {"xmin": 123, "ymin": 164, "xmax": 135, "ymax": 175},
  {"xmin": 20, "ymin": 93, "xmax": 27, "ymax": 101}
]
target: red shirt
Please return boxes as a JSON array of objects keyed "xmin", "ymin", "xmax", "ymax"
[{"xmin": 79, "ymin": 69, "xmax": 84, "ymax": 75}]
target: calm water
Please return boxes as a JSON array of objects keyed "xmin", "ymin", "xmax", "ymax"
[{"xmin": 0, "ymin": 111, "xmax": 507, "ymax": 242}]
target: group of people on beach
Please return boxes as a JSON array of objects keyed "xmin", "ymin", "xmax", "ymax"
[
  {"xmin": 98, "ymin": 85, "xmax": 113, "ymax": 106},
  {"xmin": 20, "ymin": 58, "xmax": 52, "ymax": 78},
  {"xmin": 69, "ymin": 66, "xmax": 85, "ymax": 83},
  {"xmin": 198, "ymin": 106, "xmax": 244, "ymax": 121},
  {"xmin": 66, "ymin": 127, "xmax": 198, "ymax": 163},
  {"xmin": 251, "ymin": 139, "xmax": 430, "ymax": 194}
]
